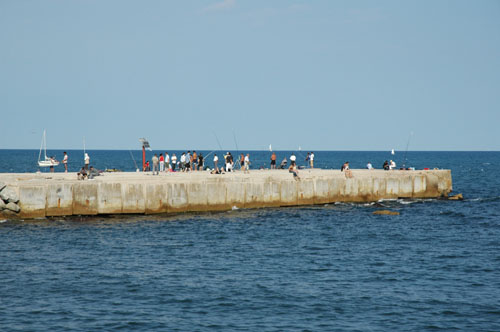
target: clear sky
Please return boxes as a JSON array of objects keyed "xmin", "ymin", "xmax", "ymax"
[{"xmin": 1, "ymin": 0, "xmax": 499, "ymax": 151}]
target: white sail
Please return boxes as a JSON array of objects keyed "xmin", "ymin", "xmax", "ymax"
[
  {"xmin": 391, "ymin": 149, "xmax": 395, "ymax": 155},
  {"xmin": 269, "ymin": 144, "xmax": 272, "ymax": 152},
  {"xmin": 38, "ymin": 130, "xmax": 59, "ymax": 167}
]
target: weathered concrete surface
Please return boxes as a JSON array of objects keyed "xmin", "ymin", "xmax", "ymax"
[{"xmin": 0, "ymin": 169, "xmax": 453, "ymax": 219}]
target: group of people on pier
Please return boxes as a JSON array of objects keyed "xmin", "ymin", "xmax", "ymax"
[
  {"xmin": 148, "ymin": 151, "xmax": 205, "ymax": 174},
  {"xmin": 148, "ymin": 151, "xmax": 254, "ymax": 175},
  {"xmin": 147, "ymin": 151, "xmax": 317, "ymax": 178}
]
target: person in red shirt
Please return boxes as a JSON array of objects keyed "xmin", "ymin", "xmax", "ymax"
[{"xmin": 159, "ymin": 153, "xmax": 165, "ymax": 172}]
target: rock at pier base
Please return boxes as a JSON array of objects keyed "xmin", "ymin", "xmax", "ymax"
[
  {"xmin": 373, "ymin": 210, "xmax": 400, "ymax": 216},
  {"xmin": 0, "ymin": 187, "xmax": 19, "ymax": 204},
  {"xmin": 448, "ymin": 193, "xmax": 463, "ymax": 200},
  {"xmin": 6, "ymin": 202, "xmax": 21, "ymax": 213}
]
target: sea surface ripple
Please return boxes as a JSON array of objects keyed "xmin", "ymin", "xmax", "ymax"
[{"xmin": 1, "ymin": 150, "xmax": 499, "ymax": 331}]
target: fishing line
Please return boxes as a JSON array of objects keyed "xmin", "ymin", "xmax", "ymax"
[
  {"xmin": 232, "ymin": 129, "xmax": 242, "ymax": 170},
  {"xmin": 213, "ymin": 131, "xmax": 224, "ymax": 152},
  {"xmin": 129, "ymin": 150, "xmax": 139, "ymax": 171},
  {"xmin": 402, "ymin": 132, "xmax": 413, "ymax": 169}
]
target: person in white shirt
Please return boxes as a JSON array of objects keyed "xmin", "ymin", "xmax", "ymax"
[
  {"xmin": 244, "ymin": 154, "xmax": 250, "ymax": 174},
  {"xmin": 62, "ymin": 151, "xmax": 68, "ymax": 172},
  {"xmin": 165, "ymin": 152, "xmax": 170, "ymax": 171},
  {"xmin": 171, "ymin": 154, "xmax": 177, "ymax": 171},
  {"xmin": 389, "ymin": 160, "xmax": 396, "ymax": 170},
  {"xmin": 84, "ymin": 153, "xmax": 90, "ymax": 171},
  {"xmin": 180, "ymin": 153, "xmax": 186, "ymax": 172},
  {"xmin": 310, "ymin": 152, "xmax": 314, "ymax": 168},
  {"xmin": 366, "ymin": 162, "xmax": 374, "ymax": 170},
  {"xmin": 290, "ymin": 153, "xmax": 297, "ymax": 166},
  {"xmin": 213, "ymin": 154, "xmax": 219, "ymax": 172}
]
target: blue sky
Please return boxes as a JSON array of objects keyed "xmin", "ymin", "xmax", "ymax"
[{"xmin": 1, "ymin": 0, "xmax": 499, "ymax": 151}]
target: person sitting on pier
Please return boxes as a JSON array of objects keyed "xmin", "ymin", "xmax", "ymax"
[
  {"xmin": 279, "ymin": 157, "xmax": 287, "ymax": 169},
  {"xmin": 88, "ymin": 166, "xmax": 100, "ymax": 179},
  {"xmin": 225, "ymin": 152, "xmax": 233, "ymax": 172},
  {"xmin": 341, "ymin": 161, "xmax": 353, "ymax": 178},
  {"xmin": 289, "ymin": 164, "xmax": 300, "ymax": 180},
  {"xmin": 77, "ymin": 167, "xmax": 87, "ymax": 180},
  {"xmin": 383, "ymin": 160, "xmax": 390, "ymax": 170}
]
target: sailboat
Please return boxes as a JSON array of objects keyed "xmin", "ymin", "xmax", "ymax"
[
  {"xmin": 391, "ymin": 149, "xmax": 395, "ymax": 155},
  {"xmin": 38, "ymin": 130, "xmax": 59, "ymax": 167}
]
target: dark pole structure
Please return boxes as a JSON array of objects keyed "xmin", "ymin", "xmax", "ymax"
[
  {"xmin": 139, "ymin": 138, "xmax": 151, "ymax": 172},
  {"xmin": 142, "ymin": 145, "xmax": 146, "ymax": 171}
]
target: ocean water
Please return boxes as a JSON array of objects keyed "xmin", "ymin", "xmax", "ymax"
[{"xmin": 1, "ymin": 150, "xmax": 499, "ymax": 331}]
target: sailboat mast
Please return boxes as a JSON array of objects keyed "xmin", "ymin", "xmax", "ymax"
[
  {"xmin": 44, "ymin": 130, "xmax": 48, "ymax": 159},
  {"xmin": 38, "ymin": 130, "xmax": 45, "ymax": 162}
]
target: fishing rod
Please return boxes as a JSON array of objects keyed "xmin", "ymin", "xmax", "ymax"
[
  {"xmin": 232, "ymin": 129, "xmax": 242, "ymax": 170},
  {"xmin": 129, "ymin": 150, "xmax": 139, "ymax": 171},
  {"xmin": 203, "ymin": 149, "xmax": 217, "ymax": 159},
  {"xmin": 295, "ymin": 146, "xmax": 308, "ymax": 167},
  {"xmin": 197, "ymin": 149, "xmax": 217, "ymax": 170},
  {"xmin": 402, "ymin": 132, "xmax": 413, "ymax": 169},
  {"xmin": 213, "ymin": 131, "xmax": 224, "ymax": 152}
]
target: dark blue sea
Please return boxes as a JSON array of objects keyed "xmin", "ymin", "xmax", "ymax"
[{"xmin": 1, "ymin": 150, "xmax": 499, "ymax": 331}]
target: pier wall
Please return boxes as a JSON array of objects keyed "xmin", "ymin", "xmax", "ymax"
[{"xmin": 0, "ymin": 169, "xmax": 453, "ymax": 219}]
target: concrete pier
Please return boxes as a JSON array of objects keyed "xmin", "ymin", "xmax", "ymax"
[{"xmin": 0, "ymin": 169, "xmax": 452, "ymax": 219}]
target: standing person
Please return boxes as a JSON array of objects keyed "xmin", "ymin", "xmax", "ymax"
[
  {"xmin": 270, "ymin": 152, "xmax": 277, "ymax": 169},
  {"xmin": 224, "ymin": 152, "xmax": 229, "ymax": 171},
  {"xmin": 226, "ymin": 152, "xmax": 233, "ymax": 172},
  {"xmin": 244, "ymin": 153, "xmax": 250, "ymax": 174},
  {"xmin": 49, "ymin": 156, "xmax": 57, "ymax": 173},
  {"xmin": 192, "ymin": 151, "xmax": 198, "ymax": 171},
  {"xmin": 198, "ymin": 153, "xmax": 204, "ymax": 171},
  {"xmin": 240, "ymin": 153, "xmax": 245, "ymax": 171},
  {"xmin": 290, "ymin": 153, "xmax": 296, "ymax": 166},
  {"xmin": 180, "ymin": 153, "xmax": 186, "ymax": 171},
  {"xmin": 171, "ymin": 153, "xmax": 177, "ymax": 171},
  {"xmin": 152, "ymin": 154, "xmax": 159, "ymax": 175},
  {"xmin": 213, "ymin": 153, "xmax": 219, "ymax": 172},
  {"xmin": 165, "ymin": 152, "xmax": 170, "ymax": 172},
  {"xmin": 186, "ymin": 151, "xmax": 191, "ymax": 172},
  {"xmin": 62, "ymin": 151, "xmax": 68, "ymax": 173},
  {"xmin": 84, "ymin": 153, "xmax": 90, "ymax": 171},
  {"xmin": 159, "ymin": 153, "xmax": 165, "ymax": 172},
  {"xmin": 310, "ymin": 152, "xmax": 315, "ymax": 168}
]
